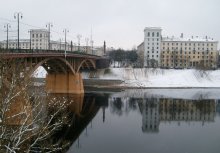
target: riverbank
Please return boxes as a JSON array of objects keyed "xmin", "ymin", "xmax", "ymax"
[
  {"xmin": 96, "ymin": 68, "xmax": 220, "ymax": 88},
  {"xmin": 34, "ymin": 68, "xmax": 220, "ymax": 89}
]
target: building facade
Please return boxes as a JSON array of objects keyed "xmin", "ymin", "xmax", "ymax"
[
  {"xmin": 30, "ymin": 29, "xmax": 49, "ymax": 50},
  {"xmin": 138, "ymin": 27, "xmax": 219, "ymax": 69},
  {"xmin": 161, "ymin": 37, "xmax": 218, "ymax": 69},
  {"xmin": 144, "ymin": 27, "xmax": 162, "ymax": 67}
]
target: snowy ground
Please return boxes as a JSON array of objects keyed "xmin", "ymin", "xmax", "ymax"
[
  {"xmin": 34, "ymin": 66, "xmax": 220, "ymax": 88},
  {"xmin": 100, "ymin": 68, "xmax": 220, "ymax": 88}
]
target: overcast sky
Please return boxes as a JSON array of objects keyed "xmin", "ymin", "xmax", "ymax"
[{"xmin": 0, "ymin": 0, "xmax": 219, "ymax": 49}]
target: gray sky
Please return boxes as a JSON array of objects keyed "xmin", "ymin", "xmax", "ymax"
[{"xmin": 0, "ymin": 0, "xmax": 220, "ymax": 49}]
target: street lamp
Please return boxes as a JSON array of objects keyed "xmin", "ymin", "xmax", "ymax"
[
  {"xmin": 77, "ymin": 34, "xmax": 82, "ymax": 52},
  {"xmin": 46, "ymin": 23, "xmax": 53, "ymax": 50},
  {"xmin": 63, "ymin": 29, "xmax": 69, "ymax": 58},
  {"xmin": 14, "ymin": 12, "xmax": 23, "ymax": 50},
  {"xmin": 4, "ymin": 23, "xmax": 11, "ymax": 50},
  {"xmin": 28, "ymin": 30, "xmax": 32, "ymax": 50}
]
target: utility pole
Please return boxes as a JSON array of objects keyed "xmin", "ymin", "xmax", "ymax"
[
  {"xmin": 4, "ymin": 23, "xmax": 10, "ymax": 49},
  {"xmin": 28, "ymin": 30, "xmax": 32, "ymax": 50},
  {"xmin": 104, "ymin": 41, "xmax": 106, "ymax": 55},
  {"xmin": 90, "ymin": 28, "xmax": 94, "ymax": 54},
  {"xmin": 71, "ymin": 41, "xmax": 73, "ymax": 51},
  {"xmin": 85, "ymin": 38, "xmax": 89, "ymax": 53},
  {"xmin": 77, "ymin": 34, "xmax": 82, "ymax": 52},
  {"xmin": 14, "ymin": 12, "xmax": 23, "ymax": 50},
  {"xmin": 46, "ymin": 23, "xmax": 53, "ymax": 50},
  {"xmin": 63, "ymin": 29, "xmax": 69, "ymax": 57}
]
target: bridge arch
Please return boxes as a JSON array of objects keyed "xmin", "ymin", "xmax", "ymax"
[
  {"xmin": 29, "ymin": 57, "xmax": 76, "ymax": 77},
  {"xmin": 76, "ymin": 59, "xmax": 96, "ymax": 73}
]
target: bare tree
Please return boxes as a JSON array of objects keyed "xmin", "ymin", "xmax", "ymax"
[{"xmin": 0, "ymin": 58, "xmax": 73, "ymax": 152}]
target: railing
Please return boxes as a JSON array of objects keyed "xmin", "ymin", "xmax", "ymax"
[{"xmin": 0, "ymin": 48, "xmax": 101, "ymax": 57}]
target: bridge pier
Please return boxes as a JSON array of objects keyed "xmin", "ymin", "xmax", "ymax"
[{"xmin": 46, "ymin": 73, "xmax": 84, "ymax": 94}]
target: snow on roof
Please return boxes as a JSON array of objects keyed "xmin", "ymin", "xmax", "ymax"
[{"xmin": 162, "ymin": 36, "xmax": 218, "ymax": 43}]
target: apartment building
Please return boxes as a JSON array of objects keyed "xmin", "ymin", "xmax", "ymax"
[
  {"xmin": 138, "ymin": 27, "xmax": 219, "ymax": 69},
  {"xmin": 161, "ymin": 36, "xmax": 218, "ymax": 69}
]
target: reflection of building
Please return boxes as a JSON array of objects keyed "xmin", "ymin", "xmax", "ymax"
[
  {"xmin": 216, "ymin": 100, "xmax": 220, "ymax": 115},
  {"xmin": 139, "ymin": 98, "xmax": 216, "ymax": 133},
  {"xmin": 160, "ymin": 99, "xmax": 216, "ymax": 122},
  {"xmin": 140, "ymin": 98, "xmax": 160, "ymax": 133}
]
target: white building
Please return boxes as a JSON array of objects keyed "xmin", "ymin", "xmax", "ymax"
[
  {"xmin": 138, "ymin": 27, "xmax": 219, "ymax": 68},
  {"xmin": 144, "ymin": 27, "xmax": 162, "ymax": 67},
  {"xmin": 0, "ymin": 39, "xmax": 30, "ymax": 49},
  {"xmin": 30, "ymin": 29, "xmax": 49, "ymax": 50}
]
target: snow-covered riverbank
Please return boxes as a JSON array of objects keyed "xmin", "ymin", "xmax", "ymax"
[
  {"xmin": 99, "ymin": 68, "xmax": 220, "ymax": 88},
  {"xmin": 35, "ymin": 67, "xmax": 220, "ymax": 88}
]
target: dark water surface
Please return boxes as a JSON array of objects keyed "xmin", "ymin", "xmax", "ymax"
[{"xmin": 66, "ymin": 89, "xmax": 220, "ymax": 153}]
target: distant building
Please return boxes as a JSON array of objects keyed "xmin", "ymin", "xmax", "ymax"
[
  {"xmin": 0, "ymin": 29, "xmax": 105, "ymax": 56},
  {"xmin": 161, "ymin": 36, "xmax": 218, "ymax": 69},
  {"xmin": 138, "ymin": 27, "xmax": 219, "ymax": 69}
]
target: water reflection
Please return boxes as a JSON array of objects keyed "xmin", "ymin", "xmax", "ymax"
[
  {"xmin": 139, "ymin": 98, "xmax": 216, "ymax": 133},
  {"xmin": 0, "ymin": 92, "xmax": 110, "ymax": 152},
  {"xmin": 2, "ymin": 89, "xmax": 220, "ymax": 153}
]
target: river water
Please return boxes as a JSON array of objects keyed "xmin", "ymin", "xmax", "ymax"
[
  {"xmin": 66, "ymin": 89, "xmax": 220, "ymax": 153},
  {"xmin": 2, "ymin": 88, "xmax": 220, "ymax": 153}
]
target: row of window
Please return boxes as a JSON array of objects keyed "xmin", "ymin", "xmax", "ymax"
[
  {"xmin": 163, "ymin": 42, "xmax": 214, "ymax": 46},
  {"xmin": 32, "ymin": 33, "xmax": 48, "ymax": 38},
  {"xmin": 146, "ymin": 38, "xmax": 160, "ymax": 41},
  {"xmin": 162, "ymin": 51, "xmax": 214, "ymax": 54},
  {"xmin": 163, "ymin": 47, "xmax": 214, "ymax": 51},
  {"xmin": 147, "ymin": 32, "xmax": 160, "ymax": 37},
  {"xmin": 147, "ymin": 55, "xmax": 159, "ymax": 58},
  {"xmin": 161, "ymin": 56, "xmax": 214, "ymax": 59}
]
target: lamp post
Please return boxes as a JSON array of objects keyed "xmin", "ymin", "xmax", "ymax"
[
  {"xmin": 77, "ymin": 34, "xmax": 82, "ymax": 52},
  {"xmin": 46, "ymin": 23, "xmax": 53, "ymax": 50},
  {"xmin": 63, "ymin": 29, "xmax": 69, "ymax": 58},
  {"xmin": 28, "ymin": 30, "xmax": 32, "ymax": 50},
  {"xmin": 85, "ymin": 38, "xmax": 89, "ymax": 53},
  {"xmin": 14, "ymin": 12, "xmax": 23, "ymax": 50},
  {"xmin": 4, "ymin": 23, "xmax": 11, "ymax": 50}
]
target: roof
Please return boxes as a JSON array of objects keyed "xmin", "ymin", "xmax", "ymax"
[{"xmin": 162, "ymin": 36, "xmax": 218, "ymax": 43}]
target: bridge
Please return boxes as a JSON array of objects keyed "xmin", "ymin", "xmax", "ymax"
[{"xmin": 0, "ymin": 49, "xmax": 110, "ymax": 94}]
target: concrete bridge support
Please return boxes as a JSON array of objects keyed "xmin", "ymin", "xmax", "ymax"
[{"xmin": 46, "ymin": 73, "xmax": 84, "ymax": 94}]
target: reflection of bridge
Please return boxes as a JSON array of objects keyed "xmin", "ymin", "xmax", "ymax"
[{"xmin": 1, "ymin": 49, "xmax": 109, "ymax": 94}]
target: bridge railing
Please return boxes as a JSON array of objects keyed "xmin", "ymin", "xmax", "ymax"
[{"xmin": 0, "ymin": 48, "xmax": 100, "ymax": 57}]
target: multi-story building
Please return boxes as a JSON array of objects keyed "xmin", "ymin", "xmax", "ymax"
[
  {"xmin": 161, "ymin": 36, "xmax": 218, "ymax": 69},
  {"xmin": 143, "ymin": 27, "xmax": 162, "ymax": 67},
  {"xmin": 30, "ymin": 29, "xmax": 49, "ymax": 50},
  {"xmin": 137, "ymin": 27, "xmax": 219, "ymax": 69},
  {"xmin": 0, "ymin": 39, "xmax": 30, "ymax": 49}
]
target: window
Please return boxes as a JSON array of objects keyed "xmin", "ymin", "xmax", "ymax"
[
  {"xmin": 157, "ymin": 32, "xmax": 159, "ymax": 37},
  {"xmin": 32, "ymin": 34, "xmax": 34, "ymax": 38},
  {"xmin": 152, "ymin": 32, "xmax": 154, "ymax": 37},
  {"xmin": 148, "ymin": 32, "xmax": 150, "ymax": 37}
]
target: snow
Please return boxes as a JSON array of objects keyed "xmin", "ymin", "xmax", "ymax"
[
  {"xmin": 100, "ymin": 68, "xmax": 220, "ymax": 88},
  {"xmin": 32, "ymin": 65, "xmax": 220, "ymax": 88}
]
